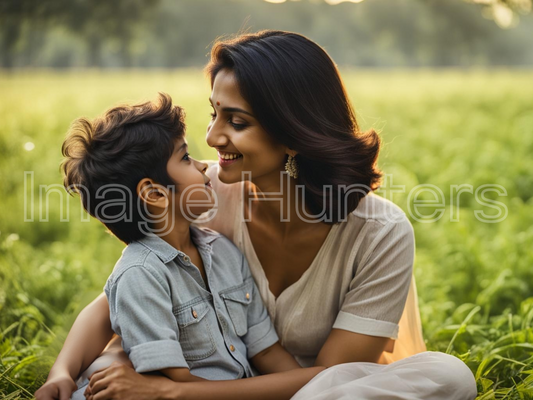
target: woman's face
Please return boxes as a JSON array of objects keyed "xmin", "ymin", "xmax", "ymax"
[{"xmin": 206, "ymin": 69, "xmax": 287, "ymax": 185}]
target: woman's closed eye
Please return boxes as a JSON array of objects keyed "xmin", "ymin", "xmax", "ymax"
[
  {"xmin": 209, "ymin": 110, "xmax": 248, "ymax": 131},
  {"xmin": 229, "ymin": 118, "xmax": 248, "ymax": 131}
]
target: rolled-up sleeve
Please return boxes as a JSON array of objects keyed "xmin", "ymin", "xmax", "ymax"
[
  {"xmin": 240, "ymin": 256, "xmax": 279, "ymax": 358},
  {"xmin": 333, "ymin": 215, "xmax": 415, "ymax": 339},
  {"xmin": 105, "ymin": 265, "xmax": 189, "ymax": 373}
]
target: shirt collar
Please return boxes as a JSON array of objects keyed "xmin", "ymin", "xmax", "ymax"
[
  {"xmin": 136, "ymin": 226, "xmax": 220, "ymax": 264},
  {"xmin": 190, "ymin": 225, "xmax": 220, "ymax": 247}
]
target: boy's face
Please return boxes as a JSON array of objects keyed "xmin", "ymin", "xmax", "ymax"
[{"xmin": 166, "ymin": 137, "xmax": 215, "ymax": 221}]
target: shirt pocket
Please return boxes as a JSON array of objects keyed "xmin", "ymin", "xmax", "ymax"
[
  {"xmin": 219, "ymin": 279, "xmax": 253, "ymax": 337},
  {"xmin": 173, "ymin": 300, "xmax": 217, "ymax": 361}
]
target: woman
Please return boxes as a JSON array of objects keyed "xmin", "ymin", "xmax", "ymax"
[{"xmin": 39, "ymin": 31, "xmax": 477, "ymax": 400}]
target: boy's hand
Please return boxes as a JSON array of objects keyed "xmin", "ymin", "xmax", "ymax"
[
  {"xmin": 35, "ymin": 375, "xmax": 77, "ymax": 400},
  {"xmin": 84, "ymin": 362, "xmax": 177, "ymax": 400}
]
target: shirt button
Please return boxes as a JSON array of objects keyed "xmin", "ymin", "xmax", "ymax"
[
  {"xmin": 192, "ymin": 310, "xmax": 198, "ymax": 319},
  {"xmin": 229, "ymin": 345, "xmax": 235, "ymax": 352},
  {"xmin": 183, "ymin": 255, "xmax": 190, "ymax": 263},
  {"xmin": 245, "ymin": 293, "xmax": 250, "ymax": 300}
]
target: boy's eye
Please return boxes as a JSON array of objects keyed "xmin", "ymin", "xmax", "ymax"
[{"xmin": 182, "ymin": 152, "xmax": 190, "ymax": 161}]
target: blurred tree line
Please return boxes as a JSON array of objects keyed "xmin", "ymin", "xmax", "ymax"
[{"xmin": 1, "ymin": 0, "xmax": 533, "ymax": 69}]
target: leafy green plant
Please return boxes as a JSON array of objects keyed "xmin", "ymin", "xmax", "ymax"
[{"xmin": 0, "ymin": 70, "xmax": 532, "ymax": 399}]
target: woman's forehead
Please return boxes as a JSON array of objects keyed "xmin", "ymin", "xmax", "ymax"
[{"xmin": 211, "ymin": 70, "xmax": 246, "ymax": 105}]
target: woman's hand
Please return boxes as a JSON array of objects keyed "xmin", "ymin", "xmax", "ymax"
[
  {"xmin": 35, "ymin": 374, "xmax": 77, "ymax": 400},
  {"xmin": 85, "ymin": 362, "xmax": 179, "ymax": 400}
]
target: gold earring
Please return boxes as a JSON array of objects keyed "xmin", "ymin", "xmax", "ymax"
[{"xmin": 285, "ymin": 154, "xmax": 299, "ymax": 179}]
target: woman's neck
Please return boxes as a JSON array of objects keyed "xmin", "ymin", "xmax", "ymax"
[{"xmin": 245, "ymin": 171, "xmax": 326, "ymax": 238}]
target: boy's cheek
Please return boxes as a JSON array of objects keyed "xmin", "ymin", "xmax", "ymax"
[
  {"xmin": 176, "ymin": 190, "xmax": 216, "ymax": 219},
  {"xmin": 176, "ymin": 186, "xmax": 216, "ymax": 214}
]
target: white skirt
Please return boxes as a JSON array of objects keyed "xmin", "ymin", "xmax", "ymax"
[
  {"xmin": 291, "ymin": 351, "xmax": 477, "ymax": 400},
  {"xmin": 72, "ymin": 345, "xmax": 477, "ymax": 400}
]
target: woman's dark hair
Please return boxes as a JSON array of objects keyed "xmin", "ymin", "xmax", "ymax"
[
  {"xmin": 206, "ymin": 30, "xmax": 382, "ymax": 223},
  {"xmin": 61, "ymin": 93, "xmax": 185, "ymax": 244}
]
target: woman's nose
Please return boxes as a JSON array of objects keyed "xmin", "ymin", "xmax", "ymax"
[{"xmin": 206, "ymin": 120, "xmax": 227, "ymax": 148}]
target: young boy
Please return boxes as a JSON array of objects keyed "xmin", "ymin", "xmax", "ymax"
[{"xmin": 36, "ymin": 94, "xmax": 323, "ymax": 400}]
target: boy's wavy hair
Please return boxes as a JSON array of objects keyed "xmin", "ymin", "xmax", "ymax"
[
  {"xmin": 61, "ymin": 93, "xmax": 185, "ymax": 244},
  {"xmin": 206, "ymin": 30, "xmax": 382, "ymax": 223}
]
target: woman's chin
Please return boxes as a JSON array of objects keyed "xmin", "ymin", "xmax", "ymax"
[{"xmin": 217, "ymin": 170, "xmax": 243, "ymax": 184}]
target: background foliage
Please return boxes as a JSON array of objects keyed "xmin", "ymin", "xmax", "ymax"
[
  {"xmin": 1, "ymin": 0, "xmax": 533, "ymax": 399},
  {"xmin": 1, "ymin": 0, "xmax": 533, "ymax": 69},
  {"xmin": 1, "ymin": 69, "xmax": 532, "ymax": 399}
]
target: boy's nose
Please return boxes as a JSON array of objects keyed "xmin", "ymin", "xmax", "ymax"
[{"xmin": 194, "ymin": 158, "xmax": 208, "ymax": 173}]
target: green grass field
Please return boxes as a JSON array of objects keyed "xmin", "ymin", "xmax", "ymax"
[{"xmin": 1, "ymin": 69, "xmax": 532, "ymax": 399}]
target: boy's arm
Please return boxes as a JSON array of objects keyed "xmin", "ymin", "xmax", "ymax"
[
  {"xmin": 35, "ymin": 293, "xmax": 114, "ymax": 400},
  {"xmin": 107, "ymin": 264, "xmax": 190, "ymax": 374}
]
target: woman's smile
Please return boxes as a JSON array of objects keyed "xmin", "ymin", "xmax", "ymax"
[
  {"xmin": 207, "ymin": 69, "xmax": 288, "ymax": 184},
  {"xmin": 218, "ymin": 150, "xmax": 243, "ymax": 168}
]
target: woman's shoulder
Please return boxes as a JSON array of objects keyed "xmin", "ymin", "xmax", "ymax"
[
  {"xmin": 331, "ymin": 194, "xmax": 415, "ymax": 284},
  {"xmin": 341, "ymin": 192, "xmax": 414, "ymax": 258},
  {"xmin": 351, "ymin": 192, "xmax": 409, "ymax": 227}
]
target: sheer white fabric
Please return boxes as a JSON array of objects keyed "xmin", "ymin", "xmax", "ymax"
[{"xmin": 291, "ymin": 352, "xmax": 477, "ymax": 400}]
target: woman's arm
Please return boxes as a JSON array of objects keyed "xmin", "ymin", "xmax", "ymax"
[
  {"xmin": 314, "ymin": 329, "xmax": 390, "ymax": 366},
  {"xmin": 85, "ymin": 363, "xmax": 325, "ymax": 400},
  {"xmin": 250, "ymin": 342, "xmax": 301, "ymax": 374},
  {"xmin": 36, "ymin": 293, "xmax": 114, "ymax": 399},
  {"xmin": 176, "ymin": 367, "xmax": 325, "ymax": 400},
  {"xmin": 315, "ymin": 216, "xmax": 416, "ymax": 367},
  {"xmin": 159, "ymin": 368, "xmax": 207, "ymax": 383}
]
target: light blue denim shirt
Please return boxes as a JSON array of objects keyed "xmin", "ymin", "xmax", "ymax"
[{"xmin": 103, "ymin": 226, "xmax": 279, "ymax": 380}]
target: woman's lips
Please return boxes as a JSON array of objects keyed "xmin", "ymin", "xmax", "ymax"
[{"xmin": 218, "ymin": 154, "xmax": 243, "ymax": 168}]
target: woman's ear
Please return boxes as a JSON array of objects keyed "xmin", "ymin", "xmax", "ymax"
[
  {"xmin": 286, "ymin": 148, "xmax": 298, "ymax": 157},
  {"xmin": 136, "ymin": 178, "xmax": 169, "ymax": 209}
]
